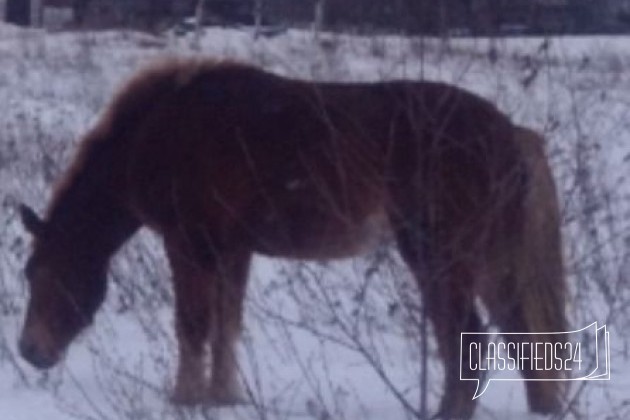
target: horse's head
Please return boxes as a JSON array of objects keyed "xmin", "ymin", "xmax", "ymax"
[{"xmin": 18, "ymin": 204, "xmax": 107, "ymax": 369}]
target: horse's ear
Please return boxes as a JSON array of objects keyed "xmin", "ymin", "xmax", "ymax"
[{"xmin": 19, "ymin": 204, "xmax": 45, "ymax": 237}]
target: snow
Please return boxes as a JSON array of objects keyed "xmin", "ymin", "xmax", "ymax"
[{"xmin": 0, "ymin": 22, "xmax": 629, "ymax": 419}]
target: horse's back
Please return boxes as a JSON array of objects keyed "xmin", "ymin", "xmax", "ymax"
[
  {"xmin": 120, "ymin": 63, "xmax": 521, "ymax": 260},
  {"xmin": 123, "ymin": 65, "xmax": 393, "ymax": 255}
]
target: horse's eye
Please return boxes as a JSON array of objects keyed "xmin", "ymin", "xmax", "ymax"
[{"xmin": 24, "ymin": 261, "xmax": 50, "ymax": 284}]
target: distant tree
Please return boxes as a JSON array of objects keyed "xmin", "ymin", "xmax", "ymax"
[
  {"xmin": 72, "ymin": 0, "xmax": 90, "ymax": 25},
  {"xmin": 6, "ymin": 0, "xmax": 31, "ymax": 26},
  {"xmin": 144, "ymin": 0, "xmax": 173, "ymax": 30},
  {"xmin": 313, "ymin": 0, "xmax": 326, "ymax": 32},
  {"xmin": 402, "ymin": 0, "xmax": 436, "ymax": 34},
  {"xmin": 458, "ymin": 0, "xmax": 474, "ymax": 29},
  {"xmin": 253, "ymin": 0, "xmax": 263, "ymax": 36},
  {"xmin": 194, "ymin": 0, "xmax": 205, "ymax": 46}
]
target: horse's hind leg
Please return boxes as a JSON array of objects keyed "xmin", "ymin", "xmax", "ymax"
[
  {"xmin": 392, "ymin": 220, "xmax": 485, "ymax": 419},
  {"xmin": 418, "ymin": 263, "xmax": 484, "ymax": 419}
]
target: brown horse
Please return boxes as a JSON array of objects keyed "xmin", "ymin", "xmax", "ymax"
[{"xmin": 18, "ymin": 59, "xmax": 566, "ymax": 418}]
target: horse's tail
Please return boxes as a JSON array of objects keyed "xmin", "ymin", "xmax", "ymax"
[
  {"xmin": 507, "ymin": 125, "xmax": 567, "ymax": 413},
  {"xmin": 514, "ymin": 125, "xmax": 566, "ymax": 335}
]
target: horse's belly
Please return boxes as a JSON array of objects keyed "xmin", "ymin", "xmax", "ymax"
[{"xmin": 252, "ymin": 208, "xmax": 391, "ymax": 260}]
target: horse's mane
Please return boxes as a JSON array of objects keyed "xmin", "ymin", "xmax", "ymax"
[{"xmin": 46, "ymin": 58, "xmax": 245, "ymax": 220}]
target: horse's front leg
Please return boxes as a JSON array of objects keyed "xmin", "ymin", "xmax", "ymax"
[
  {"xmin": 166, "ymin": 236, "xmax": 251, "ymax": 406},
  {"xmin": 166, "ymin": 241, "xmax": 213, "ymax": 404},
  {"xmin": 206, "ymin": 250, "xmax": 251, "ymax": 405}
]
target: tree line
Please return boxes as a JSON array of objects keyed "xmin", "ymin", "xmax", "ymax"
[{"xmin": 5, "ymin": 0, "xmax": 629, "ymax": 35}]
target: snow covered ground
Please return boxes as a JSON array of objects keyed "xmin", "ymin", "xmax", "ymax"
[{"xmin": 0, "ymin": 24, "xmax": 629, "ymax": 419}]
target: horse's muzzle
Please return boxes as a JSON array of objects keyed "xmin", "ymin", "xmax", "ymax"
[{"xmin": 19, "ymin": 336, "xmax": 59, "ymax": 369}]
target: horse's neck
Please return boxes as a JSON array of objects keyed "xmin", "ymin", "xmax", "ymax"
[{"xmin": 47, "ymin": 141, "xmax": 140, "ymax": 262}]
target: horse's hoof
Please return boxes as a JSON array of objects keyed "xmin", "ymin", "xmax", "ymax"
[
  {"xmin": 170, "ymin": 393, "xmax": 201, "ymax": 406},
  {"xmin": 170, "ymin": 387, "xmax": 208, "ymax": 406},
  {"xmin": 433, "ymin": 400, "xmax": 475, "ymax": 419},
  {"xmin": 170, "ymin": 386, "xmax": 246, "ymax": 407},
  {"xmin": 206, "ymin": 387, "xmax": 247, "ymax": 406}
]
